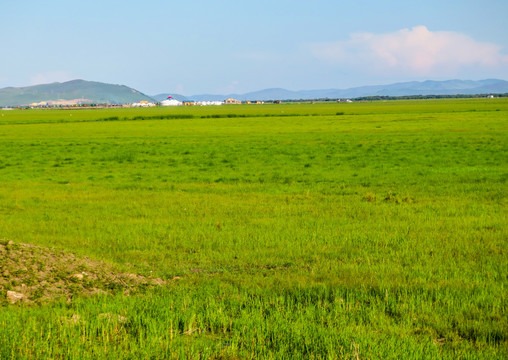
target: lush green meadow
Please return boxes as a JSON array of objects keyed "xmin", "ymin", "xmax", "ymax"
[{"xmin": 0, "ymin": 99, "xmax": 507, "ymax": 358}]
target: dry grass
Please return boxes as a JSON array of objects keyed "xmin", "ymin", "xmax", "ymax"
[{"xmin": 0, "ymin": 240, "xmax": 166, "ymax": 305}]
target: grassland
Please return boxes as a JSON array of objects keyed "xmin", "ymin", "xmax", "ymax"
[{"xmin": 0, "ymin": 99, "xmax": 507, "ymax": 359}]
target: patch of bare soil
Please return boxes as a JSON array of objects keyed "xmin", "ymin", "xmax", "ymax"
[{"xmin": 0, "ymin": 240, "xmax": 166, "ymax": 305}]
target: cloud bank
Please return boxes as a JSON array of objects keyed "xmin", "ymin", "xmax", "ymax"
[{"xmin": 310, "ymin": 26, "xmax": 508, "ymax": 77}]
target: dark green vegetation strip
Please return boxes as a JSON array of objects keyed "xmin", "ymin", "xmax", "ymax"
[{"xmin": 0, "ymin": 99, "xmax": 507, "ymax": 359}]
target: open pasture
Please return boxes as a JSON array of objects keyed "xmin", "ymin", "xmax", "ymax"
[{"xmin": 0, "ymin": 99, "xmax": 507, "ymax": 358}]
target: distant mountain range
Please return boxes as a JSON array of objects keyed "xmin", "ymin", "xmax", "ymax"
[
  {"xmin": 1, "ymin": 79, "xmax": 507, "ymax": 107},
  {"xmin": 0, "ymin": 79, "xmax": 153, "ymax": 107},
  {"xmin": 154, "ymin": 79, "xmax": 508, "ymax": 102}
]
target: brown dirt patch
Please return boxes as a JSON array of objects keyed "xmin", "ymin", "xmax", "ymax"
[{"xmin": 0, "ymin": 240, "xmax": 166, "ymax": 305}]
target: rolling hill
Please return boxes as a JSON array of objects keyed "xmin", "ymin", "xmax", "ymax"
[
  {"xmin": 2, "ymin": 79, "xmax": 507, "ymax": 107},
  {"xmin": 0, "ymin": 80, "xmax": 154, "ymax": 106},
  {"xmin": 152, "ymin": 79, "xmax": 508, "ymax": 102}
]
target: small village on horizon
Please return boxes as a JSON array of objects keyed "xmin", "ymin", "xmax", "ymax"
[{"xmin": 1, "ymin": 78, "xmax": 507, "ymax": 110}]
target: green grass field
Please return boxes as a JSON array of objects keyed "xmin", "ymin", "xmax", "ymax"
[{"xmin": 0, "ymin": 99, "xmax": 507, "ymax": 359}]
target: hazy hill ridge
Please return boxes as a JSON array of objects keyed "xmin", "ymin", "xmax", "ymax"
[
  {"xmin": 2, "ymin": 79, "xmax": 507, "ymax": 106},
  {"xmin": 153, "ymin": 79, "xmax": 508, "ymax": 102},
  {"xmin": 0, "ymin": 80, "xmax": 154, "ymax": 106}
]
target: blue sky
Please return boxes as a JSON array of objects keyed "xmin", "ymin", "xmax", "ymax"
[{"xmin": 1, "ymin": 0, "xmax": 507, "ymax": 95}]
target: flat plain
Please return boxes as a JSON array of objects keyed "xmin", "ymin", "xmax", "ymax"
[{"xmin": 0, "ymin": 99, "xmax": 507, "ymax": 359}]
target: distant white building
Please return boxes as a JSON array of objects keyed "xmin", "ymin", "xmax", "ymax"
[
  {"xmin": 160, "ymin": 97, "xmax": 183, "ymax": 106},
  {"xmin": 196, "ymin": 101, "xmax": 223, "ymax": 106},
  {"xmin": 224, "ymin": 97, "xmax": 241, "ymax": 104},
  {"xmin": 132, "ymin": 101, "xmax": 156, "ymax": 107}
]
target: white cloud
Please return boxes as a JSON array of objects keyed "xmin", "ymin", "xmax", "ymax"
[
  {"xmin": 310, "ymin": 26, "xmax": 508, "ymax": 76},
  {"xmin": 29, "ymin": 71, "xmax": 74, "ymax": 86}
]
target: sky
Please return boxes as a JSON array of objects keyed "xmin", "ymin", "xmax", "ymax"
[{"xmin": 1, "ymin": 0, "xmax": 507, "ymax": 95}]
